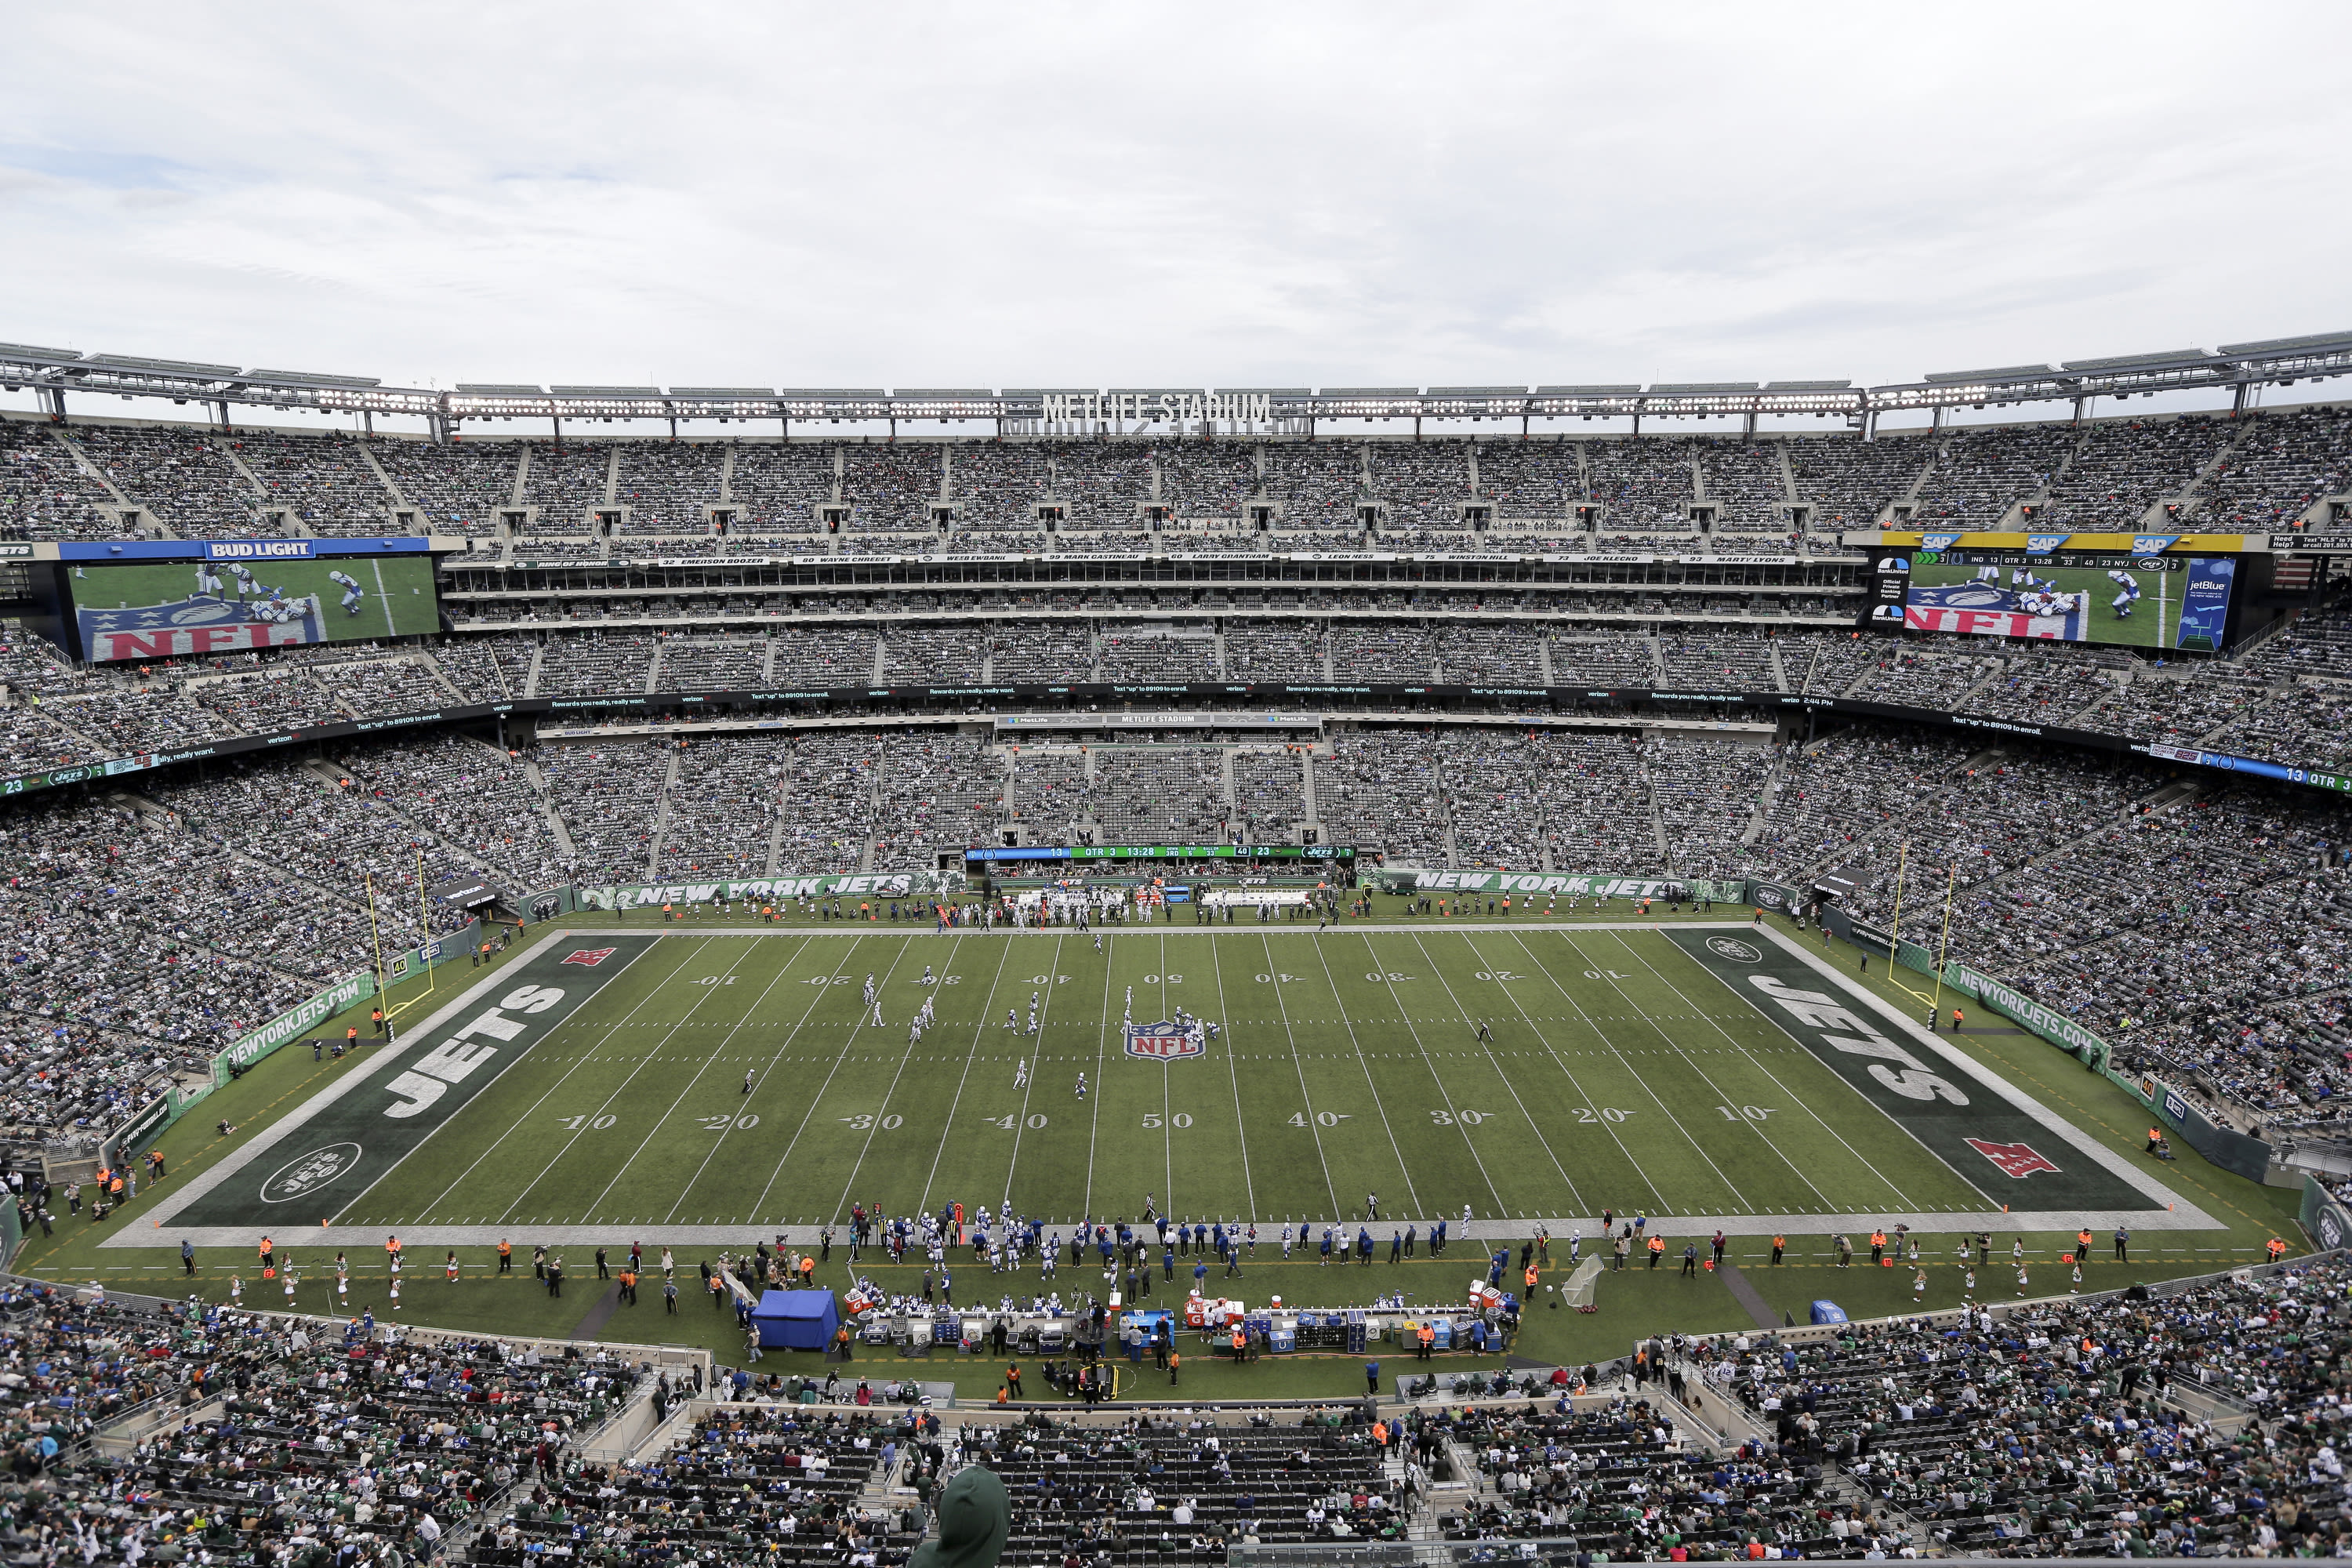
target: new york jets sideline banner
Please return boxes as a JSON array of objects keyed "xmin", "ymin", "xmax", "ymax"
[
  {"xmin": 579, "ymin": 873, "xmax": 946, "ymax": 911},
  {"xmin": 1373, "ymin": 867, "xmax": 1743, "ymax": 902}
]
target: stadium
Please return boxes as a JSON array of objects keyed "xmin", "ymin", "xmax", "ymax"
[
  {"xmin": 9, "ymin": 5, "xmax": 2352, "ymax": 1555},
  {"xmin": 1, "ymin": 328, "xmax": 2350, "ymax": 1560}
]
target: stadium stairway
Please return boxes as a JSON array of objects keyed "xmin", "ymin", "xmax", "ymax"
[
  {"xmin": 644, "ymin": 745, "xmax": 684, "ymax": 876},
  {"xmin": 50, "ymin": 426, "xmax": 145, "ymax": 527},
  {"xmin": 216, "ymin": 441, "xmax": 294, "ymax": 533},
  {"xmin": 521, "ymin": 750, "xmax": 579, "ymax": 857}
]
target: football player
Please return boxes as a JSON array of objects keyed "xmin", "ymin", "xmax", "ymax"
[{"xmin": 2107, "ymin": 568, "xmax": 2142, "ymax": 619}]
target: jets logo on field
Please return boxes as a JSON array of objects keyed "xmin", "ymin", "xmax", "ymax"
[
  {"xmin": 562, "ymin": 947, "xmax": 617, "ymax": 967},
  {"xmin": 261, "ymin": 1142, "xmax": 361, "ymax": 1203},
  {"xmin": 1705, "ymin": 938, "xmax": 1763, "ymax": 964},
  {"xmin": 1125, "ymin": 1021, "xmax": 1204, "ymax": 1061},
  {"xmin": 1965, "ymin": 1137, "xmax": 2059, "ymax": 1178}
]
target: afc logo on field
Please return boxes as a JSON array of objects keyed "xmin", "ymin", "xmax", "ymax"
[
  {"xmin": 1125, "ymin": 1021, "xmax": 1204, "ymax": 1061},
  {"xmin": 1965, "ymin": 1137, "xmax": 2059, "ymax": 1178},
  {"xmin": 562, "ymin": 947, "xmax": 617, "ymax": 967}
]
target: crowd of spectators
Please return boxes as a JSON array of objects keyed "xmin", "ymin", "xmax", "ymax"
[
  {"xmin": 3, "ymin": 412, "xmax": 2346, "ymax": 552},
  {"xmin": 2040, "ymin": 416, "xmax": 2228, "ymax": 530},
  {"xmin": 0, "ymin": 1282, "xmax": 652, "ymax": 1568},
  {"xmin": 0, "ymin": 419, "xmax": 125, "ymax": 539},
  {"xmin": 1696, "ymin": 1251, "xmax": 2352, "ymax": 1556},
  {"xmin": 234, "ymin": 430, "xmax": 394, "ymax": 535}
]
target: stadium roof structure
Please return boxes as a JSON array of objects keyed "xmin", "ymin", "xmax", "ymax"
[{"xmin": 4, "ymin": 332, "xmax": 2350, "ymax": 433}]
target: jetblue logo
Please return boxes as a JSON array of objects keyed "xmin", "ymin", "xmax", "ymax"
[
  {"xmin": 2025, "ymin": 534, "xmax": 2068, "ymax": 554},
  {"xmin": 204, "ymin": 539, "xmax": 314, "ymax": 561}
]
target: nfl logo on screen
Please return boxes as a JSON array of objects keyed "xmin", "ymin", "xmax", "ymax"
[{"xmin": 1125, "ymin": 1021, "xmax": 1204, "ymax": 1061}]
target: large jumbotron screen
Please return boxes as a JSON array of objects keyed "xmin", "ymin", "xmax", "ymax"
[
  {"xmin": 68, "ymin": 554, "xmax": 441, "ymax": 662},
  {"xmin": 1893, "ymin": 547, "xmax": 2238, "ymax": 652}
]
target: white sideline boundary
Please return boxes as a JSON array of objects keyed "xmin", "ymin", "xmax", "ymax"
[{"xmin": 103, "ymin": 921, "xmax": 2223, "ymax": 1250}]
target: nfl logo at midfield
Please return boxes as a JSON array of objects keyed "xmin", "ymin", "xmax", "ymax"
[{"xmin": 1125, "ymin": 1021, "xmax": 1205, "ymax": 1061}]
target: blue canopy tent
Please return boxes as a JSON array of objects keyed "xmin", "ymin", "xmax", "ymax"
[{"xmin": 753, "ymin": 1289, "xmax": 840, "ymax": 1351}]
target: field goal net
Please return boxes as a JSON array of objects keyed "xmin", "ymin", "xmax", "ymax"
[{"xmin": 1560, "ymin": 1256, "xmax": 1604, "ymax": 1313}]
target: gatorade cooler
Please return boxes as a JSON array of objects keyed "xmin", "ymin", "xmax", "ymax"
[
  {"xmin": 844, "ymin": 1289, "xmax": 872, "ymax": 1316},
  {"xmin": 1183, "ymin": 1298, "xmax": 1208, "ymax": 1328}
]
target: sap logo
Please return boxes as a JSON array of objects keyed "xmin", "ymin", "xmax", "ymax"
[
  {"xmin": 2025, "ymin": 534, "xmax": 2069, "ymax": 554},
  {"xmin": 562, "ymin": 947, "xmax": 616, "ymax": 966},
  {"xmin": 261, "ymin": 1142, "xmax": 361, "ymax": 1202},
  {"xmin": 383, "ymin": 984, "xmax": 564, "ymax": 1118},
  {"xmin": 2130, "ymin": 535, "xmax": 2180, "ymax": 556},
  {"xmin": 1918, "ymin": 533, "xmax": 1963, "ymax": 551},
  {"xmin": 1746, "ymin": 975, "xmax": 1968, "ymax": 1105},
  {"xmin": 1704, "ymin": 937, "xmax": 1763, "ymax": 964},
  {"xmin": 1964, "ymin": 1138, "xmax": 2058, "ymax": 1178}
]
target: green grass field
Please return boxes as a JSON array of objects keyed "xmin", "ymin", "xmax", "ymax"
[
  {"xmin": 147, "ymin": 920, "xmax": 2183, "ymax": 1241},
  {"xmin": 30, "ymin": 906, "xmax": 2297, "ymax": 1401}
]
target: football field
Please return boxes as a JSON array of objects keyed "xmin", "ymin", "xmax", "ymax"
[{"xmin": 137, "ymin": 920, "xmax": 2205, "ymax": 1250}]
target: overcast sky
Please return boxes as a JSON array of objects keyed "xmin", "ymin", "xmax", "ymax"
[{"xmin": 5, "ymin": 3, "xmax": 2349, "ymax": 404}]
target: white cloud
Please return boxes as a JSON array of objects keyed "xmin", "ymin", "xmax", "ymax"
[{"xmin": 2, "ymin": 2, "xmax": 2347, "ymax": 394}]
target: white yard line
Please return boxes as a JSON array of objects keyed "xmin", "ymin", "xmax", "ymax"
[
  {"xmin": 1080, "ymin": 933, "xmax": 1123, "ymax": 1219},
  {"xmin": 1607, "ymin": 929, "xmax": 1920, "ymax": 1212},
  {"xmin": 902, "ymin": 940, "xmax": 1020, "ymax": 1221},
  {"xmin": 1508, "ymin": 930, "xmax": 1739, "ymax": 1212},
  {"xmin": 1456, "ymin": 928, "xmax": 1661, "ymax": 1210},
  {"xmin": 405, "ymin": 938, "xmax": 724, "ymax": 1221},
  {"xmin": 1212, "ymin": 935, "xmax": 1261, "ymax": 1222},
  {"xmin": 1550, "ymin": 927, "xmax": 1839, "ymax": 1213},
  {"xmin": 1238, "ymin": 932, "xmax": 1343, "ymax": 1219},
  {"xmin": 1327, "ymin": 932, "xmax": 1483, "ymax": 1220},
  {"xmin": 739, "ymin": 936, "xmax": 909, "ymax": 1222},
  {"xmin": 495, "ymin": 941, "xmax": 759, "ymax": 1224},
  {"xmin": 1403, "ymin": 933, "xmax": 1586, "ymax": 1216},
  {"xmin": 996, "ymin": 936, "xmax": 1065, "ymax": 1207},
  {"xmin": 654, "ymin": 938, "xmax": 835, "ymax": 1222}
]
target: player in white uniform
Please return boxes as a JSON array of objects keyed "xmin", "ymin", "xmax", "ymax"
[
  {"xmin": 1972, "ymin": 564, "xmax": 2002, "ymax": 584},
  {"xmin": 191, "ymin": 564, "xmax": 223, "ymax": 601},
  {"xmin": 225, "ymin": 564, "xmax": 257, "ymax": 603},
  {"xmin": 1014, "ymin": 1059, "xmax": 1028, "ymax": 1088},
  {"xmin": 2107, "ymin": 569, "xmax": 2142, "ymax": 619},
  {"xmin": 328, "ymin": 570, "xmax": 365, "ymax": 616}
]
